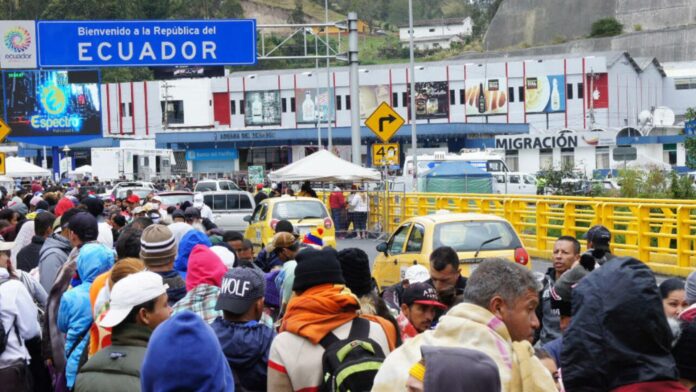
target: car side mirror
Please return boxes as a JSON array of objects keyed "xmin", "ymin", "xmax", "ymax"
[
  {"xmin": 243, "ymin": 215, "xmax": 251, "ymax": 222},
  {"xmin": 376, "ymin": 242, "xmax": 388, "ymax": 255}
]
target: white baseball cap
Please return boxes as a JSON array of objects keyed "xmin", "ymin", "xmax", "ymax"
[
  {"xmin": 99, "ymin": 271, "xmax": 169, "ymax": 328},
  {"xmin": 210, "ymin": 246, "xmax": 236, "ymax": 269},
  {"xmin": 0, "ymin": 241, "xmax": 15, "ymax": 252},
  {"xmin": 404, "ymin": 265, "xmax": 430, "ymax": 284}
]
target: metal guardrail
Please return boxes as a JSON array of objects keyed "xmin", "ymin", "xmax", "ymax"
[{"xmin": 318, "ymin": 191, "xmax": 696, "ymax": 276}]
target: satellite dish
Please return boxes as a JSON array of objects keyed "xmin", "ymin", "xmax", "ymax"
[
  {"xmin": 653, "ymin": 106, "xmax": 675, "ymax": 126},
  {"xmin": 638, "ymin": 110, "xmax": 653, "ymax": 127}
]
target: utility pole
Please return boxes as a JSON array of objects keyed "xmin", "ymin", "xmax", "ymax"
[
  {"xmin": 408, "ymin": 0, "xmax": 417, "ymax": 189},
  {"xmin": 589, "ymin": 69, "xmax": 596, "ymax": 129},
  {"xmin": 348, "ymin": 12, "xmax": 361, "ymax": 164},
  {"xmin": 162, "ymin": 81, "xmax": 173, "ymax": 129},
  {"xmin": 325, "ymin": 0, "xmax": 333, "ymax": 151}
]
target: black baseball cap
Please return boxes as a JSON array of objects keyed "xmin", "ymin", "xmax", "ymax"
[
  {"xmin": 68, "ymin": 212, "xmax": 99, "ymax": 242},
  {"xmin": 401, "ymin": 282, "xmax": 446, "ymax": 309},
  {"xmin": 584, "ymin": 225, "xmax": 611, "ymax": 244},
  {"xmin": 216, "ymin": 268, "xmax": 265, "ymax": 314}
]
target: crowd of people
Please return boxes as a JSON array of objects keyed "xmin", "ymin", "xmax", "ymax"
[{"xmin": 0, "ymin": 179, "xmax": 695, "ymax": 392}]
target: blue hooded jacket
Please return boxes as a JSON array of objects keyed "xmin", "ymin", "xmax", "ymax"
[
  {"xmin": 141, "ymin": 311, "xmax": 235, "ymax": 392},
  {"xmin": 174, "ymin": 230, "xmax": 212, "ymax": 280},
  {"xmin": 57, "ymin": 243, "xmax": 115, "ymax": 388},
  {"xmin": 211, "ymin": 318, "xmax": 276, "ymax": 391}
]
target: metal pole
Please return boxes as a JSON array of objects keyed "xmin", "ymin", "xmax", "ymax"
[
  {"xmin": 348, "ymin": 12, "xmax": 361, "ymax": 164},
  {"xmin": 408, "ymin": 0, "xmax": 417, "ymax": 190},
  {"xmin": 315, "ymin": 33, "xmax": 322, "ymax": 148},
  {"xmin": 325, "ymin": 0, "xmax": 333, "ymax": 151}
]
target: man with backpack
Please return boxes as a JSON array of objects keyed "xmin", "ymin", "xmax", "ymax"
[
  {"xmin": 267, "ymin": 248, "xmax": 392, "ymax": 392},
  {"xmin": 0, "ymin": 241, "xmax": 40, "ymax": 391}
]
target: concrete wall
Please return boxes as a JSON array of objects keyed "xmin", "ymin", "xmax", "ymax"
[{"xmin": 484, "ymin": 0, "xmax": 696, "ymax": 62}]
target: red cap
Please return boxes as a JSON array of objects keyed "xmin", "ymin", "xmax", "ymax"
[
  {"xmin": 402, "ymin": 282, "xmax": 447, "ymax": 309},
  {"xmin": 126, "ymin": 194, "xmax": 140, "ymax": 204},
  {"xmin": 256, "ymin": 184, "xmax": 263, "ymax": 190}
]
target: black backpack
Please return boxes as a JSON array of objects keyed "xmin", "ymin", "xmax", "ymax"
[
  {"xmin": 319, "ymin": 317, "xmax": 385, "ymax": 392},
  {"xmin": 0, "ymin": 278, "xmax": 20, "ymax": 354}
]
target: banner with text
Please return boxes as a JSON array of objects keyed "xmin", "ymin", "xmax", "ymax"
[
  {"xmin": 244, "ymin": 91, "xmax": 281, "ymax": 126},
  {"xmin": 0, "ymin": 21, "xmax": 37, "ymax": 69},
  {"xmin": 407, "ymin": 81, "xmax": 449, "ymax": 120},
  {"xmin": 295, "ymin": 88, "xmax": 335, "ymax": 124},
  {"xmin": 37, "ymin": 20, "xmax": 256, "ymax": 67},
  {"xmin": 359, "ymin": 85, "xmax": 390, "ymax": 119},
  {"xmin": 465, "ymin": 78, "xmax": 508, "ymax": 116}
]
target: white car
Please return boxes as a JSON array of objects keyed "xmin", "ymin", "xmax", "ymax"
[
  {"xmin": 111, "ymin": 181, "xmax": 156, "ymax": 192},
  {"xmin": 202, "ymin": 190, "xmax": 255, "ymax": 231},
  {"xmin": 194, "ymin": 179, "xmax": 240, "ymax": 192}
]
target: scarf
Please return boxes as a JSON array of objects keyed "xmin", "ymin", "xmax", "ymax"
[
  {"xmin": 280, "ymin": 284, "xmax": 359, "ymax": 344},
  {"xmin": 396, "ymin": 311, "xmax": 420, "ymax": 341}
]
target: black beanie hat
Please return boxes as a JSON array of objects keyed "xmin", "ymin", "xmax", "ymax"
[
  {"xmin": 337, "ymin": 248, "xmax": 372, "ymax": 297},
  {"xmin": 673, "ymin": 320, "xmax": 696, "ymax": 381},
  {"xmin": 82, "ymin": 197, "xmax": 104, "ymax": 217},
  {"xmin": 293, "ymin": 248, "xmax": 345, "ymax": 292}
]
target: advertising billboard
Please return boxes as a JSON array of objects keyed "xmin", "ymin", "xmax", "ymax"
[
  {"xmin": 3, "ymin": 70, "xmax": 101, "ymax": 140},
  {"xmin": 0, "ymin": 21, "xmax": 37, "ymax": 69},
  {"xmin": 359, "ymin": 85, "xmax": 390, "ymax": 119},
  {"xmin": 464, "ymin": 78, "xmax": 508, "ymax": 116},
  {"xmin": 525, "ymin": 74, "xmax": 566, "ymax": 113},
  {"xmin": 295, "ymin": 87, "xmax": 335, "ymax": 124},
  {"xmin": 244, "ymin": 90, "xmax": 280, "ymax": 126},
  {"xmin": 407, "ymin": 81, "xmax": 449, "ymax": 120},
  {"xmin": 37, "ymin": 20, "xmax": 257, "ymax": 68}
]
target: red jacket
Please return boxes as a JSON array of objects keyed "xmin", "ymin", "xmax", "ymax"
[{"xmin": 328, "ymin": 192, "xmax": 345, "ymax": 209}]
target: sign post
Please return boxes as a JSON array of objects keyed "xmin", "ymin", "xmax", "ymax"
[
  {"xmin": 365, "ymin": 102, "xmax": 405, "ymax": 143},
  {"xmin": 372, "ymin": 143, "xmax": 400, "ymax": 167}
]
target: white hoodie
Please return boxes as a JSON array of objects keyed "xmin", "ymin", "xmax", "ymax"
[{"xmin": 0, "ymin": 268, "xmax": 40, "ymax": 368}]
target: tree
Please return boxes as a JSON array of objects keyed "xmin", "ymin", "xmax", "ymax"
[
  {"xmin": 288, "ymin": 0, "xmax": 306, "ymax": 24},
  {"xmin": 589, "ymin": 17, "xmax": 623, "ymax": 38}
]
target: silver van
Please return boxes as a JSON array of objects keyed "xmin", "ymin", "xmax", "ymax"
[{"xmin": 202, "ymin": 191, "xmax": 256, "ymax": 232}]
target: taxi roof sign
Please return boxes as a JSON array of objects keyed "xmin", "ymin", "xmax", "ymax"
[{"xmin": 365, "ymin": 102, "xmax": 405, "ymax": 143}]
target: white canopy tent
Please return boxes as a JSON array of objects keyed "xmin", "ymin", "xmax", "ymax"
[
  {"xmin": 6, "ymin": 157, "xmax": 51, "ymax": 178},
  {"xmin": 74, "ymin": 165, "xmax": 93, "ymax": 175},
  {"xmin": 268, "ymin": 150, "xmax": 381, "ymax": 182},
  {"xmin": 611, "ymin": 154, "xmax": 672, "ymax": 171}
]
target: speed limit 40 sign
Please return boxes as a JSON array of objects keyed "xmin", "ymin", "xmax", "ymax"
[{"xmin": 372, "ymin": 143, "xmax": 399, "ymax": 166}]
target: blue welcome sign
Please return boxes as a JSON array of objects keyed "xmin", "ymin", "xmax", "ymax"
[
  {"xmin": 37, "ymin": 20, "xmax": 256, "ymax": 67},
  {"xmin": 186, "ymin": 149, "xmax": 239, "ymax": 161}
]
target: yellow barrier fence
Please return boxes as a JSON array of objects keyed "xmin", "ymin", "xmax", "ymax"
[{"xmin": 361, "ymin": 192, "xmax": 696, "ymax": 277}]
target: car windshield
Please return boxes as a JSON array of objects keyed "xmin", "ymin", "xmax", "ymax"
[
  {"xmin": 196, "ymin": 182, "xmax": 216, "ymax": 192},
  {"xmin": 157, "ymin": 194, "xmax": 193, "ymax": 207},
  {"xmin": 116, "ymin": 188, "xmax": 152, "ymax": 199},
  {"xmin": 433, "ymin": 220, "xmax": 522, "ymax": 252},
  {"xmin": 272, "ymin": 201, "xmax": 328, "ymax": 220}
]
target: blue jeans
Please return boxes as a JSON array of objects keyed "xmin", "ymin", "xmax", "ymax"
[{"xmin": 332, "ymin": 208, "xmax": 344, "ymax": 231}]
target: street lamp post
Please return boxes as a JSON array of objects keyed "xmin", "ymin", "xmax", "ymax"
[{"xmin": 408, "ymin": 0, "xmax": 417, "ymax": 190}]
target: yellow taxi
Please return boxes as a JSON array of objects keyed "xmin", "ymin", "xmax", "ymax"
[
  {"xmin": 372, "ymin": 212, "xmax": 529, "ymax": 289},
  {"xmin": 243, "ymin": 196, "xmax": 336, "ymax": 251}
]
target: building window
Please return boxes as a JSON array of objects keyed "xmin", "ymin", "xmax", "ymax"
[
  {"xmin": 578, "ymin": 83, "xmax": 584, "ymax": 99},
  {"xmin": 161, "ymin": 100, "xmax": 184, "ymax": 124},
  {"xmin": 566, "ymin": 83, "xmax": 573, "ymax": 100},
  {"xmin": 336, "ymin": 95, "xmax": 342, "ymax": 110},
  {"xmin": 561, "ymin": 148, "xmax": 575, "ymax": 168},
  {"xmin": 675, "ymin": 77, "xmax": 696, "ymax": 90},
  {"xmin": 505, "ymin": 150, "xmax": 519, "ymax": 171},
  {"xmin": 429, "ymin": 28, "xmax": 436, "ymax": 32},
  {"xmin": 518, "ymin": 86, "xmax": 525, "ymax": 102},
  {"xmin": 508, "ymin": 87, "xmax": 515, "ymax": 103},
  {"xmin": 392, "ymin": 92, "xmax": 399, "ymax": 107},
  {"xmin": 596, "ymin": 146, "xmax": 610, "ymax": 169},
  {"xmin": 240, "ymin": 100, "xmax": 245, "ymax": 114},
  {"xmin": 449, "ymin": 90, "xmax": 455, "ymax": 105},
  {"xmin": 459, "ymin": 89, "xmax": 465, "ymax": 105},
  {"xmin": 290, "ymin": 97, "xmax": 295, "ymax": 112},
  {"xmin": 281, "ymin": 98, "xmax": 287, "ymax": 112},
  {"xmin": 402, "ymin": 92, "xmax": 408, "ymax": 108},
  {"xmin": 540, "ymin": 148, "xmax": 553, "ymax": 169},
  {"xmin": 120, "ymin": 102, "xmax": 133, "ymax": 117},
  {"xmin": 230, "ymin": 100, "xmax": 236, "ymax": 115},
  {"xmin": 664, "ymin": 143, "xmax": 677, "ymax": 165},
  {"xmin": 346, "ymin": 95, "xmax": 351, "ymax": 110}
]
